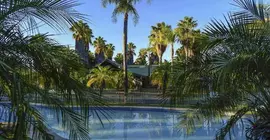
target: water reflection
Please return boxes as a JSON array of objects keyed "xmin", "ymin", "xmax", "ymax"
[{"xmin": 35, "ymin": 107, "xmax": 246, "ymax": 140}]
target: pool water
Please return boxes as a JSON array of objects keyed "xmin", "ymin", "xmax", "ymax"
[{"xmin": 37, "ymin": 107, "xmax": 246, "ymax": 140}]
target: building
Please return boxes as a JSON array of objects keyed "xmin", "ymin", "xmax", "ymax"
[{"xmin": 99, "ymin": 59, "xmax": 158, "ymax": 87}]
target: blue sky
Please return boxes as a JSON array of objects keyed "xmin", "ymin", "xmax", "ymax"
[{"xmin": 40, "ymin": 0, "xmax": 237, "ymax": 60}]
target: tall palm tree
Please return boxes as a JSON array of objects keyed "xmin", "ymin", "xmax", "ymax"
[
  {"xmin": 70, "ymin": 20, "xmax": 94, "ymax": 65},
  {"xmin": 0, "ymin": 1, "xmax": 104, "ymax": 139},
  {"xmin": 105, "ymin": 43, "xmax": 115, "ymax": 60},
  {"xmin": 127, "ymin": 42, "xmax": 136, "ymax": 65},
  {"xmin": 102, "ymin": 0, "xmax": 151, "ymax": 100},
  {"xmin": 149, "ymin": 22, "xmax": 171, "ymax": 65},
  {"xmin": 93, "ymin": 36, "xmax": 107, "ymax": 64},
  {"xmin": 167, "ymin": 28, "xmax": 177, "ymax": 65},
  {"xmin": 175, "ymin": 16, "xmax": 198, "ymax": 60},
  {"xmin": 87, "ymin": 66, "xmax": 115, "ymax": 97}
]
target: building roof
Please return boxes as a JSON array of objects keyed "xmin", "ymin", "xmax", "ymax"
[
  {"xmin": 99, "ymin": 59, "xmax": 158, "ymax": 77},
  {"xmin": 127, "ymin": 65, "xmax": 158, "ymax": 77},
  {"xmin": 99, "ymin": 59, "xmax": 121, "ymax": 69}
]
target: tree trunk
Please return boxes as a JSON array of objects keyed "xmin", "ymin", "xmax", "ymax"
[
  {"xmin": 75, "ymin": 39, "xmax": 89, "ymax": 66},
  {"xmin": 99, "ymin": 81, "xmax": 105, "ymax": 100},
  {"xmin": 184, "ymin": 46, "xmax": 188, "ymax": 61},
  {"xmin": 123, "ymin": 13, "xmax": 129, "ymax": 104},
  {"xmin": 162, "ymin": 71, "xmax": 168, "ymax": 98},
  {"xmin": 14, "ymin": 112, "xmax": 26, "ymax": 140},
  {"xmin": 159, "ymin": 55, "xmax": 163, "ymax": 65},
  {"xmin": 188, "ymin": 48, "xmax": 194, "ymax": 57},
  {"xmin": 171, "ymin": 43, "xmax": 174, "ymax": 65}
]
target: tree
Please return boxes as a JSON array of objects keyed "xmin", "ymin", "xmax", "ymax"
[
  {"xmin": 151, "ymin": 62, "xmax": 171, "ymax": 96},
  {"xmin": 149, "ymin": 22, "xmax": 171, "ymax": 65},
  {"xmin": 167, "ymin": 28, "xmax": 177, "ymax": 64},
  {"xmin": 87, "ymin": 66, "xmax": 115, "ymax": 97},
  {"xmin": 102, "ymin": 0, "xmax": 151, "ymax": 101},
  {"xmin": 127, "ymin": 42, "xmax": 136, "ymax": 65},
  {"xmin": 0, "ymin": 0, "xmax": 103, "ymax": 138},
  {"xmin": 170, "ymin": 0, "xmax": 270, "ymax": 139},
  {"xmin": 135, "ymin": 48, "xmax": 148, "ymax": 65},
  {"xmin": 113, "ymin": 70, "xmax": 135, "ymax": 91},
  {"xmin": 105, "ymin": 43, "xmax": 115, "ymax": 60},
  {"xmin": 70, "ymin": 20, "xmax": 94, "ymax": 65},
  {"xmin": 175, "ymin": 16, "xmax": 198, "ymax": 60},
  {"xmin": 88, "ymin": 51, "xmax": 96, "ymax": 67},
  {"xmin": 114, "ymin": 53, "xmax": 124, "ymax": 65},
  {"xmin": 93, "ymin": 36, "xmax": 107, "ymax": 64}
]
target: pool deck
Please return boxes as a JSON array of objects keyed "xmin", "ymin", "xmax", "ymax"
[
  {"xmin": 108, "ymin": 105, "xmax": 191, "ymax": 111},
  {"xmin": 32, "ymin": 103, "xmax": 192, "ymax": 112}
]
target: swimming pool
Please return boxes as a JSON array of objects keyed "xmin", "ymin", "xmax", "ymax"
[{"xmin": 37, "ymin": 106, "xmax": 245, "ymax": 140}]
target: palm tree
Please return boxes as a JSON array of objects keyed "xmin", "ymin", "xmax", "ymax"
[
  {"xmin": 113, "ymin": 70, "xmax": 135, "ymax": 91},
  {"xmin": 149, "ymin": 22, "xmax": 171, "ymax": 65},
  {"xmin": 93, "ymin": 36, "xmax": 107, "ymax": 64},
  {"xmin": 127, "ymin": 42, "xmax": 137, "ymax": 65},
  {"xmin": 151, "ymin": 62, "xmax": 171, "ymax": 96},
  {"xmin": 88, "ymin": 51, "xmax": 96, "ymax": 66},
  {"xmin": 87, "ymin": 66, "xmax": 115, "ymax": 97},
  {"xmin": 170, "ymin": 0, "xmax": 270, "ymax": 139},
  {"xmin": 105, "ymin": 43, "xmax": 115, "ymax": 60},
  {"xmin": 70, "ymin": 20, "xmax": 94, "ymax": 65},
  {"xmin": 135, "ymin": 48, "xmax": 148, "ymax": 65},
  {"xmin": 114, "ymin": 53, "xmax": 124, "ymax": 65},
  {"xmin": 102, "ymin": 0, "xmax": 151, "ymax": 101},
  {"xmin": 175, "ymin": 16, "xmax": 198, "ymax": 60},
  {"xmin": 0, "ymin": 0, "xmax": 104, "ymax": 139},
  {"xmin": 167, "ymin": 28, "xmax": 177, "ymax": 65}
]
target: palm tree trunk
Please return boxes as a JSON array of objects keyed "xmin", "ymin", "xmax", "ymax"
[
  {"xmin": 14, "ymin": 112, "xmax": 26, "ymax": 140},
  {"xmin": 171, "ymin": 43, "xmax": 174, "ymax": 65},
  {"xmin": 159, "ymin": 55, "xmax": 163, "ymax": 65},
  {"xmin": 184, "ymin": 46, "xmax": 188, "ymax": 61},
  {"xmin": 123, "ymin": 12, "xmax": 128, "ymax": 103}
]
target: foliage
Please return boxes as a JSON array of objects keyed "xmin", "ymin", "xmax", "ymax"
[
  {"xmin": 167, "ymin": 27, "xmax": 177, "ymax": 63},
  {"xmin": 170, "ymin": 0, "xmax": 270, "ymax": 139},
  {"xmin": 87, "ymin": 66, "xmax": 115, "ymax": 96},
  {"xmin": 127, "ymin": 42, "xmax": 136, "ymax": 64},
  {"xmin": 102, "ymin": 0, "xmax": 151, "ymax": 24},
  {"xmin": 105, "ymin": 43, "xmax": 115, "ymax": 60},
  {"xmin": 135, "ymin": 48, "xmax": 148, "ymax": 65},
  {"xmin": 114, "ymin": 53, "xmax": 123, "ymax": 65},
  {"xmin": 70, "ymin": 20, "xmax": 94, "ymax": 48},
  {"xmin": 149, "ymin": 22, "xmax": 171, "ymax": 64},
  {"xmin": 0, "ymin": 0, "xmax": 107, "ymax": 139},
  {"xmin": 93, "ymin": 36, "xmax": 107, "ymax": 54},
  {"xmin": 102, "ymin": 0, "xmax": 151, "ymax": 98},
  {"xmin": 113, "ymin": 70, "xmax": 135, "ymax": 90},
  {"xmin": 175, "ymin": 16, "xmax": 199, "ymax": 59},
  {"xmin": 88, "ymin": 51, "xmax": 96, "ymax": 66},
  {"xmin": 151, "ymin": 62, "xmax": 171, "ymax": 90}
]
